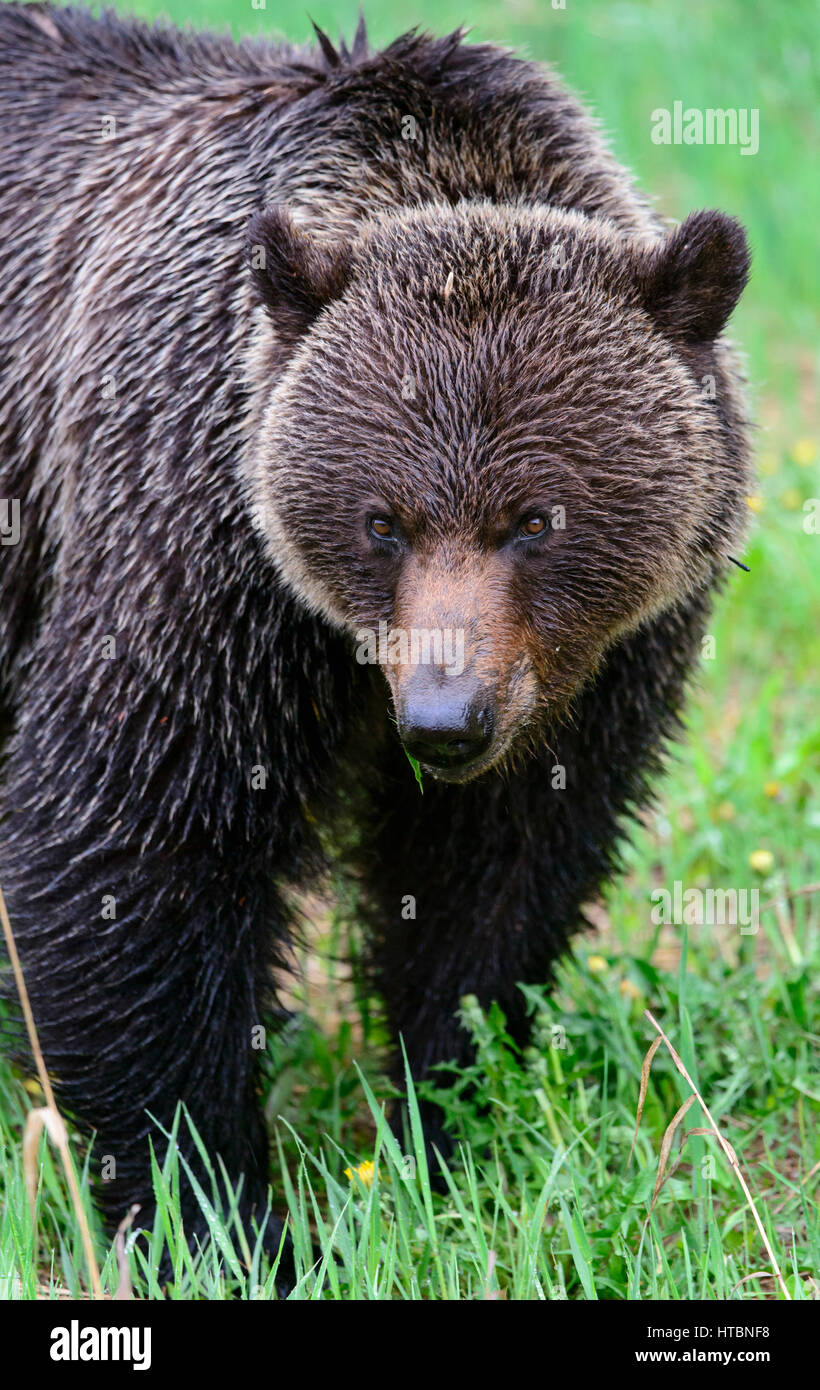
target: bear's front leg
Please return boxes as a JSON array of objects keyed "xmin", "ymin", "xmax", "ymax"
[
  {"xmin": 0, "ymin": 689, "xmax": 298, "ymax": 1291},
  {"xmin": 357, "ymin": 755, "xmax": 587, "ymax": 1167}
]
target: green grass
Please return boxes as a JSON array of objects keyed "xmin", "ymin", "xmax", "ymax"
[
  {"xmin": 1, "ymin": 0, "xmax": 818, "ymax": 1300},
  {"xmin": 3, "ymin": 926, "xmax": 818, "ymax": 1299}
]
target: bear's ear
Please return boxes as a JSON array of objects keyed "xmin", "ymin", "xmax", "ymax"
[
  {"xmin": 246, "ymin": 205, "xmax": 353, "ymax": 343},
  {"xmin": 634, "ymin": 210, "xmax": 750, "ymax": 342}
]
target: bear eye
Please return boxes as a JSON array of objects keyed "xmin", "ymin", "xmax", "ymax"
[
  {"xmin": 369, "ymin": 516, "xmax": 396, "ymax": 541},
  {"xmin": 518, "ymin": 514, "xmax": 547, "ymax": 539}
]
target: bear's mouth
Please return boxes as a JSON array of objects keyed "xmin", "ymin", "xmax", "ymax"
[{"xmin": 410, "ymin": 739, "xmax": 510, "ymax": 785}]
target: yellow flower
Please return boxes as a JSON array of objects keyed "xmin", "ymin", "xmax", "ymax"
[
  {"xmin": 620, "ymin": 978, "xmax": 642, "ymax": 1001},
  {"xmin": 748, "ymin": 849, "xmax": 774, "ymax": 874},
  {"xmin": 780, "ymin": 488, "xmax": 802, "ymax": 510},
  {"xmin": 587, "ymin": 954, "xmax": 608, "ymax": 974},
  {"xmin": 791, "ymin": 439, "xmax": 816, "ymax": 467},
  {"xmin": 746, "ymin": 495, "xmax": 764, "ymax": 514},
  {"xmin": 763, "ymin": 781, "xmax": 780, "ymax": 799},
  {"xmin": 716, "ymin": 800, "xmax": 736, "ymax": 822},
  {"xmin": 345, "ymin": 1159, "xmax": 375, "ymax": 1187}
]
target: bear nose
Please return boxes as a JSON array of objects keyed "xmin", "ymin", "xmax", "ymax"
[{"xmin": 400, "ymin": 689, "xmax": 494, "ymax": 769}]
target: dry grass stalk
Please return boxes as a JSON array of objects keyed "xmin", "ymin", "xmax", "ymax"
[
  {"xmin": 0, "ymin": 880, "xmax": 102, "ymax": 1299},
  {"xmin": 637, "ymin": 1008, "xmax": 790, "ymax": 1300},
  {"xmin": 113, "ymin": 1204, "xmax": 141, "ymax": 1300}
]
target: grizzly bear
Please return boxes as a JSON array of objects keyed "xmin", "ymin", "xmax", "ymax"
[{"xmin": 0, "ymin": 6, "xmax": 751, "ymax": 1288}]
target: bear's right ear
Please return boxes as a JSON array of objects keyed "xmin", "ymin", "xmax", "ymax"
[
  {"xmin": 246, "ymin": 206, "xmax": 353, "ymax": 344},
  {"xmin": 634, "ymin": 210, "xmax": 750, "ymax": 342}
]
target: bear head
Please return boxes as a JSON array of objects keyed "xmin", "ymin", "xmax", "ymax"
[{"xmin": 245, "ymin": 200, "xmax": 750, "ymax": 782}]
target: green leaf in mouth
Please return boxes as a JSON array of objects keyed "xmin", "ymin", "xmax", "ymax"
[{"xmin": 405, "ymin": 750, "xmax": 424, "ymax": 793}]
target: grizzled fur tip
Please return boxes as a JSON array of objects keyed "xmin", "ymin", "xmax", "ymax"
[
  {"xmin": 0, "ymin": 4, "xmax": 753, "ymax": 1294},
  {"xmin": 637, "ymin": 209, "xmax": 751, "ymax": 342},
  {"xmin": 311, "ymin": 12, "xmax": 369, "ymax": 68}
]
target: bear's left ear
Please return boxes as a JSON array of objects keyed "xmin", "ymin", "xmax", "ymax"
[
  {"xmin": 246, "ymin": 205, "xmax": 353, "ymax": 344},
  {"xmin": 634, "ymin": 210, "xmax": 750, "ymax": 342}
]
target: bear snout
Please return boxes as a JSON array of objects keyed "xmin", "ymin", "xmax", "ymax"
[{"xmin": 397, "ymin": 671, "xmax": 496, "ymax": 776}]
